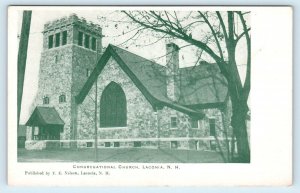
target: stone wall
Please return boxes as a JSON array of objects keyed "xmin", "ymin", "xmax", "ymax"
[
  {"xmin": 32, "ymin": 43, "xmax": 98, "ymax": 141},
  {"xmin": 26, "ymin": 126, "xmax": 32, "ymax": 141},
  {"xmin": 25, "ymin": 140, "xmax": 46, "ymax": 150},
  {"xmin": 43, "ymin": 14, "xmax": 102, "ymax": 54},
  {"xmin": 71, "ymin": 45, "xmax": 98, "ymax": 96},
  {"xmin": 77, "ymin": 57, "xmax": 158, "ymax": 140},
  {"xmin": 76, "ymin": 56, "xmax": 232, "ymax": 151},
  {"xmin": 165, "ymin": 43, "xmax": 180, "ymax": 101},
  {"xmin": 34, "ymin": 45, "xmax": 73, "ymax": 140},
  {"xmin": 29, "ymin": 14, "xmax": 103, "ymax": 143}
]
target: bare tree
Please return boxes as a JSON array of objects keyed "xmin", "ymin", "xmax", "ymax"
[{"xmin": 121, "ymin": 11, "xmax": 251, "ymax": 162}]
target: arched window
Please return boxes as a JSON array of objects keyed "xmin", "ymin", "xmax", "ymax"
[
  {"xmin": 59, "ymin": 94, "xmax": 66, "ymax": 103},
  {"xmin": 100, "ymin": 82, "xmax": 127, "ymax": 127}
]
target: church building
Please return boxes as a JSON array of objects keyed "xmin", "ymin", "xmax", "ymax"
[{"xmin": 25, "ymin": 14, "xmax": 232, "ymax": 151}]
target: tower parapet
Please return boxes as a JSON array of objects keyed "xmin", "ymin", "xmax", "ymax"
[
  {"xmin": 43, "ymin": 14, "xmax": 102, "ymax": 36},
  {"xmin": 42, "ymin": 14, "xmax": 102, "ymax": 54}
]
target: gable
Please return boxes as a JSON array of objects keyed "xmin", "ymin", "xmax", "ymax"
[
  {"xmin": 75, "ymin": 45, "xmax": 158, "ymax": 107},
  {"xmin": 111, "ymin": 45, "xmax": 168, "ymax": 103},
  {"xmin": 26, "ymin": 106, "xmax": 65, "ymax": 126},
  {"xmin": 76, "ymin": 44, "xmax": 229, "ymax": 118}
]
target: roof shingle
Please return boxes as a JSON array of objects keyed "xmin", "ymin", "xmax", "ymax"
[
  {"xmin": 26, "ymin": 106, "xmax": 65, "ymax": 126},
  {"xmin": 76, "ymin": 44, "xmax": 228, "ymax": 117},
  {"xmin": 111, "ymin": 45, "xmax": 228, "ymax": 107}
]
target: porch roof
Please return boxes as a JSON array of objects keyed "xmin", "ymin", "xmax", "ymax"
[{"xmin": 26, "ymin": 106, "xmax": 65, "ymax": 127}]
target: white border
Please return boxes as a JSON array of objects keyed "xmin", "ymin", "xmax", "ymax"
[{"xmin": 7, "ymin": 6, "xmax": 292, "ymax": 186}]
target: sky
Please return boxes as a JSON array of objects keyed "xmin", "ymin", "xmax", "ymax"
[{"xmin": 17, "ymin": 9, "xmax": 249, "ymax": 124}]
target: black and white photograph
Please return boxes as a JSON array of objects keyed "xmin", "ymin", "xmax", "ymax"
[{"xmin": 7, "ymin": 6, "xmax": 292, "ymax": 187}]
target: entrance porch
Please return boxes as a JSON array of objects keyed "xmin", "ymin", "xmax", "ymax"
[{"xmin": 25, "ymin": 106, "xmax": 64, "ymax": 150}]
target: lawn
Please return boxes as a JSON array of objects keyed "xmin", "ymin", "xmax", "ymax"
[{"xmin": 18, "ymin": 148, "xmax": 224, "ymax": 163}]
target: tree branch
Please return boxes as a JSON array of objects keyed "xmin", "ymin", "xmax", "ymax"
[
  {"xmin": 237, "ymin": 11, "xmax": 251, "ymax": 103},
  {"xmin": 198, "ymin": 11, "xmax": 224, "ymax": 60},
  {"xmin": 122, "ymin": 11, "xmax": 225, "ymax": 64},
  {"xmin": 235, "ymin": 27, "xmax": 251, "ymax": 44},
  {"xmin": 216, "ymin": 11, "xmax": 229, "ymax": 46},
  {"xmin": 122, "ymin": 11, "xmax": 234, "ymax": 81},
  {"xmin": 150, "ymin": 11, "xmax": 187, "ymax": 37}
]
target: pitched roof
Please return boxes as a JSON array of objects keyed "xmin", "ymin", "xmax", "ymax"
[
  {"xmin": 111, "ymin": 45, "xmax": 168, "ymax": 103},
  {"xmin": 76, "ymin": 44, "xmax": 228, "ymax": 117},
  {"xmin": 178, "ymin": 62, "xmax": 228, "ymax": 106},
  {"xmin": 26, "ymin": 106, "xmax": 65, "ymax": 126}
]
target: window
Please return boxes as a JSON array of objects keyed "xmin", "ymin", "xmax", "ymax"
[
  {"xmin": 55, "ymin": 33, "xmax": 60, "ymax": 47},
  {"xmin": 91, "ymin": 37, "xmax": 96, "ymax": 51},
  {"xmin": 43, "ymin": 96, "xmax": 49, "ymax": 104},
  {"xmin": 104, "ymin": 142, "xmax": 111, "ymax": 147},
  {"xmin": 170, "ymin": 117, "xmax": 177, "ymax": 128},
  {"xmin": 78, "ymin": 31, "xmax": 83, "ymax": 46},
  {"xmin": 100, "ymin": 82, "xmax": 127, "ymax": 127},
  {"xmin": 190, "ymin": 118, "xmax": 199, "ymax": 128},
  {"xmin": 84, "ymin": 34, "xmax": 90, "ymax": 48},
  {"xmin": 134, "ymin": 141, "xmax": 141, "ymax": 147},
  {"xmin": 114, "ymin": 142, "xmax": 120, "ymax": 147},
  {"xmin": 86, "ymin": 142, "xmax": 93, "ymax": 147},
  {"xmin": 59, "ymin": 94, "xmax": 66, "ymax": 103},
  {"xmin": 86, "ymin": 69, "xmax": 90, "ymax": 77},
  {"xmin": 62, "ymin": 31, "xmax": 67, "ymax": 45},
  {"xmin": 209, "ymin": 118, "xmax": 216, "ymax": 136},
  {"xmin": 48, "ymin": 35, "xmax": 53, "ymax": 49}
]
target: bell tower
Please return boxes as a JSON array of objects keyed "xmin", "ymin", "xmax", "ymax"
[{"xmin": 32, "ymin": 14, "xmax": 103, "ymax": 141}]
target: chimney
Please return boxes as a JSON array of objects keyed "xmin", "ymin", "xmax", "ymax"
[{"xmin": 166, "ymin": 43, "xmax": 180, "ymax": 101}]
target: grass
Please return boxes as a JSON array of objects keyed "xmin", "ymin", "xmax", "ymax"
[{"xmin": 18, "ymin": 148, "xmax": 224, "ymax": 163}]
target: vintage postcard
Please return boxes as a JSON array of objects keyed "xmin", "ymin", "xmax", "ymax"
[{"xmin": 8, "ymin": 6, "xmax": 292, "ymax": 186}]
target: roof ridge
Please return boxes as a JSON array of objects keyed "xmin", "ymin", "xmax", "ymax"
[
  {"xmin": 108, "ymin": 44, "xmax": 166, "ymax": 69},
  {"xmin": 76, "ymin": 44, "xmax": 228, "ymax": 112},
  {"xmin": 109, "ymin": 44, "xmax": 220, "ymax": 71}
]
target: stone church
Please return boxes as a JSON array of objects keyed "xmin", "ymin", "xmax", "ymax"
[{"xmin": 25, "ymin": 14, "xmax": 232, "ymax": 151}]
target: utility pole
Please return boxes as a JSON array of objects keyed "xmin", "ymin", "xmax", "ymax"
[
  {"xmin": 17, "ymin": 10, "xmax": 32, "ymax": 126},
  {"xmin": 155, "ymin": 108, "xmax": 160, "ymax": 149},
  {"xmin": 94, "ymin": 77, "xmax": 98, "ymax": 162}
]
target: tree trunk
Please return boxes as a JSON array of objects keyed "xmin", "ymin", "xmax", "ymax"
[
  {"xmin": 225, "ymin": 13, "xmax": 250, "ymax": 162},
  {"xmin": 231, "ymin": 101, "xmax": 250, "ymax": 163},
  {"xmin": 219, "ymin": 59, "xmax": 250, "ymax": 163}
]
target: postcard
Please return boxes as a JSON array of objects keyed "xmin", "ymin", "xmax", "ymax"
[{"xmin": 8, "ymin": 6, "xmax": 292, "ymax": 186}]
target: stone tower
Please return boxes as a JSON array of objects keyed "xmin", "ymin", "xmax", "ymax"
[{"xmin": 34, "ymin": 14, "xmax": 102, "ymax": 140}]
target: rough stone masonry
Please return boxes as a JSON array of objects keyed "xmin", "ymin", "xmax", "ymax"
[{"xmin": 25, "ymin": 14, "xmax": 233, "ymax": 152}]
